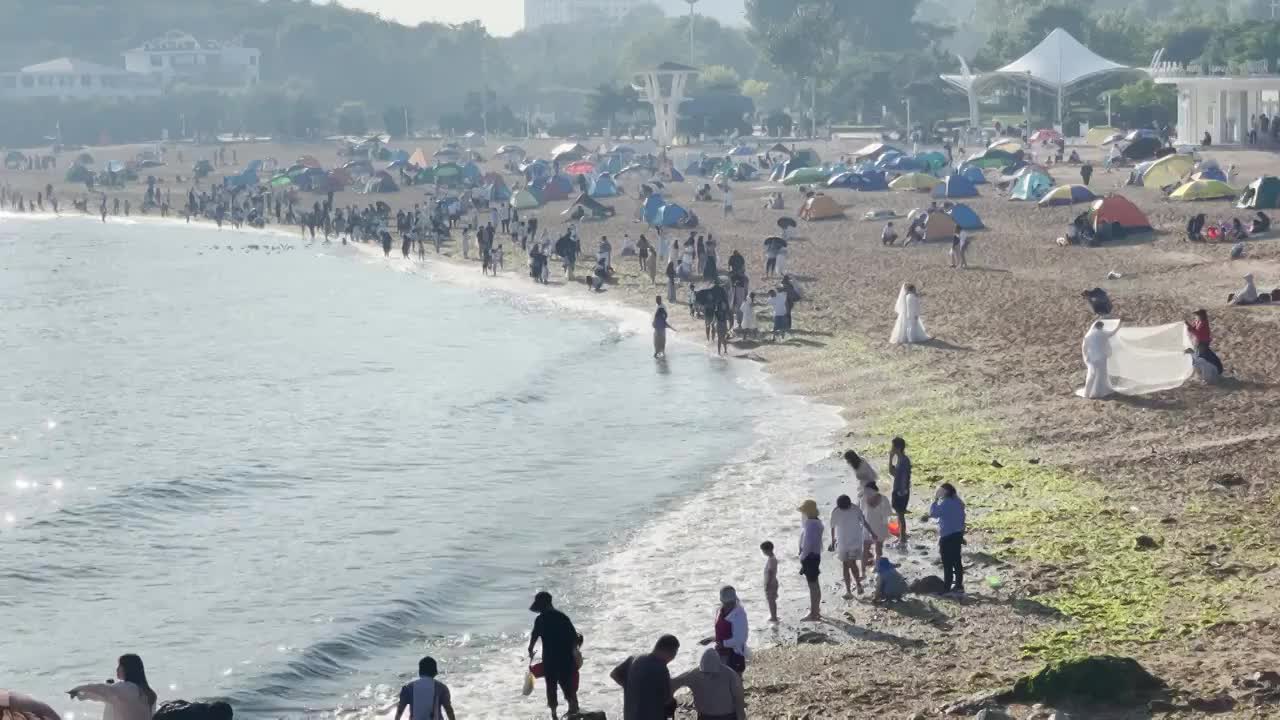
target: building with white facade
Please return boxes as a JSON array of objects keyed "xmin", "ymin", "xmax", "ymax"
[
  {"xmin": 1152, "ymin": 60, "xmax": 1280, "ymax": 145},
  {"xmin": 524, "ymin": 0, "xmax": 646, "ymax": 30},
  {"xmin": 0, "ymin": 58, "xmax": 161, "ymax": 100},
  {"xmin": 123, "ymin": 30, "xmax": 260, "ymax": 91}
]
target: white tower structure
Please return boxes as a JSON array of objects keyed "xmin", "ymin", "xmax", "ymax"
[{"xmin": 634, "ymin": 62, "xmax": 698, "ymax": 148}]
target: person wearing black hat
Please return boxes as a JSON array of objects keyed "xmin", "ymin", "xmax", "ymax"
[{"xmin": 528, "ymin": 592, "xmax": 580, "ymax": 718}]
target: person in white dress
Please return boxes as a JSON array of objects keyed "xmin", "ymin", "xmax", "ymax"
[
  {"xmin": 859, "ymin": 482, "xmax": 892, "ymax": 574},
  {"xmin": 1080, "ymin": 320, "xmax": 1122, "ymax": 399},
  {"xmin": 889, "ymin": 284, "xmax": 929, "ymax": 344}
]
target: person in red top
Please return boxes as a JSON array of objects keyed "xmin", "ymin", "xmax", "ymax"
[{"xmin": 1186, "ymin": 309, "xmax": 1223, "ymax": 375}]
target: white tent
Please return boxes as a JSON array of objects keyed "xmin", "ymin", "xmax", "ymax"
[
  {"xmin": 1075, "ymin": 320, "xmax": 1193, "ymax": 398},
  {"xmin": 941, "ymin": 28, "xmax": 1137, "ymax": 126}
]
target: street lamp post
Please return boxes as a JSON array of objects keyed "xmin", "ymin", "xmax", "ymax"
[
  {"xmin": 684, "ymin": 0, "xmax": 699, "ymax": 66},
  {"xmin": 810, "ymin": 77, "xmax": 817, "ymax": 139}
]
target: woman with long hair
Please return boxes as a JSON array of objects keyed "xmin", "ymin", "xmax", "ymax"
[{"xmin": 69, "ymin": 654, "xmax": 157, "ymax": 720}]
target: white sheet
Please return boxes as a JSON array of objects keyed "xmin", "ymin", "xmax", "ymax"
[{"xmin": 1076, "ymin": 320, "xmax": 1192, "ymax": 397}]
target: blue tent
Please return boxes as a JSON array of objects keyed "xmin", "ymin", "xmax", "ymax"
[
  {"xmin": 932, "ymin": 175, "xmax": 979, "ymax": 199},
  {"xmin": 947, "ymin": 203, "xmax": 984, "ymax": 230},
  {"xmin": 668, "ymin": 168, "xmax": 685, "ymax": 183},
  {"xmin": 590, "ymin": 173, "xmax": 620, "ymax": 198},
  {"xmin": 656, "ymin": 203, "xmax": 692, "ymax": 227},
  {"xmin": 388, "ymin": 149, "xmax": 410, "ymax": 163},
  {"xmin": 827, "ymin": 170, "xmax": 887, "ymax": 191},
  {"xmin": 461, "ymin": 162, "xmax": 482, "ymax": 184},
  {"xmin": 769, "ymin": 163, "xmax": 787, "ymax": 182},
  {"xmin": 523, "ymin": 159, "xmax": 551, "ymax": 181},
  {"xmin": 1192, "ymin": 167, "xmax": 1227, "ymax": 182},
  {"xmin": 643, "ymin": 194, "xmax": 667, "ymax": 225},
  {"xmin": 1010, "ymin": 171, "xmax": 1053, "ymax": 201},
  {"xmin": 483, "ymin": 181, "xmax": 511, "ymax": 202},
  {"xmin": 533, "ymin": 174, "xmax": 573, "ymax": 201},
  {"xmin": 879, "ymin": 154, "xmax": 925, "ymax": 172},
  {"xmin": 727, "ymin": 144, "xmax": 755, "ymax": 157},
  {"xmin": 958, "ymin": 165, "xmax": 987, "ymax": 184}
]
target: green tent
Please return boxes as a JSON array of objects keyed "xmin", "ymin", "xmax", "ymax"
[
  {"xmin": 782, "ymin": 167, "xmax": 831, "ymax": 186},
  {"xmin": 414, "ymin": 167, "xmax": 435, "ymax": 184},
  {"xmin": 917, "ymin": 151, "xmax": 947, "ymax": 171},
  {"xmin": 790, "ymin": 149, "xmax": 820, "ymax": 167},
  {"xmin": 1237, "ymin": 176, "xmax": 1280, "ymax": 209},
  {"xmin": 1010, "ymin": 171, "xmax": 1053, "ymax": 201},
  {"xmin": 511, "ymin": 189, "xmax": 541, "ymax": 210},
  {"xmin": 270, "ymin": 175, "xmax": 293, "ymax": 188},
  {"xmin": 965, "ymin": 149, "xmax": 1019, "ymax": 169}
]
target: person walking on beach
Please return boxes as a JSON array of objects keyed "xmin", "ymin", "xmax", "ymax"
[
  {"xmin": 665, "ymin": 259, "xmax": 678, "ymax": 303},
  {"xmin": 672, "ymin": 649, "xmax": 746, "ymax": 720},
  {"xmin": 760, "ymin": 541, "xmax": 779, "ymax": 623},
  {"xmin": 528, "ymin": 592, "xmax": 580, "ymax": 719},
  {"xmin": 393, "ymin": 657, "xmax": 456, "ymax": 720},
  {"xmin": 610, "ymin": 635, "xmax": 681, "ymax": 720},
  {"xmin": 68, "ymin": 654, "xmax": 157, "ymax": 720},
  {"xmin": 653, "ymin": 296, "xmax": 676, "ymax": 359},
  {"xmin": 889, "ymin": 437, "xmax": 912, "ymax": 548},
  {"xmin": 829, "ymin": 494, "xmax": 878, "ymax": 599},
  {"xmin": 705, "ymin": 586, "xmax": 748, "ymax": 674},
  {"xmin": 797, "ymin": 499, "xmax": 824, "ymax": 621},
  {"xmin": 927, "ymin": 483, "xmax": 967, "ymax": 595},
  {"xmin": 768, "ymin": 290, "xmax": 788, "ymax": 341}
]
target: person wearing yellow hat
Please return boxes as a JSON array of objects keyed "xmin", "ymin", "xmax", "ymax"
[{"xmin": 797, "ymin": 499, "xmax": 824, "ymax": 621}]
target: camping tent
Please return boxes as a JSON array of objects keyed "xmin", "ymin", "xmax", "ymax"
[
  {"xmin": 1028, "ymin": 128, "xmax": 1062, "ymax": 144},
  {"xmin": 1141, "ymin": 154, "xmax": 1194, "ymax": 188},
  {"xmin": 1011, "ymin": 171, "xmax": 1053, "ymax": 200},
  {"xmin": 408, "ymin": 148, "xmax": 428, "ymax": 168},
  {"xmin": 966, "ymin": 148, "xmax": 1020, "ymax": 169},
  {"xmin": 988, "ymin": 138, "xmax": 1022, "ymax": 154},
  {"xmin": 1123, "ymin": 137, "xmax": 1162, "ymax": 161},
  {"xmin": 1038, "ymin": 184, "xmax": 1098, "ymax": 207},
  {"xmin": 947, "ymin": 204, "xmax": 984, "ymax": 230},
  {"xmin": 643, "ymin": 193, "xmax": 666, "ymax": 225},
  {"xmin": 533, "ymin": 174, "xmax": 573, "ymax": 201},
  {"xmin": 1074, "ymin": 320, "xmax": 1191, "ymax": 398},
  {"xmin": 1090, "ymin": 195, "xmax": 1151, "ymax": 233},
  {"xmin": 1191, "ymin": 168, "xmax": 1227, "ymax": 182},
  {"xmin": 890, "ymin": 173, "xmax": 938, "ymax": 191},
  {"xmin": 853, "ymin": 142, "xmax": 899, "ymax": 160},
  {"xmin": 782, "ymin": 167, "xmax": 831, "ymax": 186},
  {"xmin": 483, "ymin": 180, "xmax": 512, "ymax": 202},
  {"xmin": 562, "ymin": 192, "xmax": 614, "ymax": 218},
  {"xmin": 461, "ymin": 162, "xmax": 482, "ymax": 184},
  {"xmin": 1169, "ymin": 179, "xmax": 1236, "ymax": 201},
  {"xmin": 511, "ymin": 189, "xmax": 541, "ymax": 210},
  {"xmin": 590, "ymin": 173, "xmax": 620, "ymax": 198},
  {"xmin": 1085, "ymin": 127, "xmax": 1120, "ymax": 146},
  {"xmin": 564, "ymin": 160, "xmax": 596, "ymax": 176},
  {"xmin": 917, "ymin": 152, "xmax": 948, "ymax": 171},
  {"xmin": 727, "ymin": 144, "xmax": 755, "ymax": 157},
  {"xmin": 550, "ymin": 142, "xmax": 589, "ymax": 162},
  {"xmin": 800, "ymin": 194, "xmax": 843, "ymax": 220},
  {"xmin": 828, "ymin": 171, "xmax": 887, "ymax": 191},
  {"xmin": 65, "ymin": 164, "xmax": 93, "ymax": 183},
  {"xmin": 932, "ymin": 175, "xmax": 979, "ymax": 199},
  {"xmin": 923, "ymin": 211, "xmax": 959, "ymax": 241},
  {"xmin": 1237, "ymin": 176, "xmax": 1280, "ymax": 209},
  {"xmin": 958, "ymin": 165, "xmax": 987, "ymax": 184},
  {"xmin": 363, "ymin": 171, "xmax": 399, "ymax": 193}
]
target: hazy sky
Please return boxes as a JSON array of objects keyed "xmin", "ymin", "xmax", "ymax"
[{"xmin": 335, "ymin": 1, "xmax": 744, "ymax": 36}]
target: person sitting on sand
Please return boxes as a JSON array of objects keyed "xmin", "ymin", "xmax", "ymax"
[
  {"xmin": 1230, "ymin": 218, "xmax": 1249, "ymax": 241},
  {"xmin": 696, "ymin": 184, "xmax": 713, "ymax": 202},
  {"xmin": 873, "ymin": 557, "xmax": 908, "ymax": 604},
  {"xmin": 1228, "ymin": 274, "xmax": 1260, "ymax": 305},
  {"xmin": 1249, "ymin": 211, "xmax": 1271, "ymax": 235}
]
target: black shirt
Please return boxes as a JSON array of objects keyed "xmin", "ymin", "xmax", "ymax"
[{"xmin": 531, "ymin": 609, "xmax": 577, "ymax": 671}]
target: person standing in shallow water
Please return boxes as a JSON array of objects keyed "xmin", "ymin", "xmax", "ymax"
[
  {"xmin": 393, "ymin": 656, "xmax": 456, "ymax": 720},
  {"xmin": 797, "ymin": 499, "xmax": 824, "ymax": 621},
  {"xmin": 652, "ymin": 296, "xmax": 676, "ymax": 359},
  {"xmin": 528, "ymin": 592, "xmax": 580, "ymax": 719}
]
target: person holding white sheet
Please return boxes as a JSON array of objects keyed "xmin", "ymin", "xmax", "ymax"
[
  {"xmin": 890, "ymin": 284, "xmax": 929, "ymax": 345},
  {"xmin": 1080, "ymin": 320, "xmax": 1122, "ymax": 399}
]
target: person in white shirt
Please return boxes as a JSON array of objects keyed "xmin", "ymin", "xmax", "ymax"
[
  {"xmin": 69, "ymin": 654, "xmax": 157, "ymax": 720},
  {"xmin": 797, "ymin": 499, "xmax": 824, "ymax": 621},
  {"xmin": 738, "ymin": 292, "xmax": 758, "ymax": 337},
  {"xmin": 859, "ymin": 482, "xmax": 893, "ymax": 574},
  {"xmin": 829, "ymin": 494, "xmax": 879, "ymax": 599},
  {"xmin": 843, "ymin": 450, "xmax": 879, "ymax": 491},
  {"xmin": 722, "ymin": 186, "xmax": 734, "ymax": 217},
  {"xmin": 768, "ymin": 289, "xmax": 789, "ymax": 340},
  {"xmin": 708, "ymin": 586, "xmax": 749, "ymax": 673}
]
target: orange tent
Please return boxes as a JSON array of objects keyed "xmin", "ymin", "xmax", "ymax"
[
  {"xmin": 409, "ymin": 148, "xmax": 429, "ymax": 167},
  {"xmin": 923, "ymin": 211, "xmax": 958, "ymax": 241},
  {"xmin": 1090, "ymin": 195, "xmax": 1151, "ymax": 232},
  {"xmin": 800, "ymin": 194, "xmax": 844, "ymax": 220}
]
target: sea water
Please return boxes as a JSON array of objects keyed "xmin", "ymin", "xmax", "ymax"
[{"xmin": 0, "ymin": 214, "xmax": 842, "ymax": 719}]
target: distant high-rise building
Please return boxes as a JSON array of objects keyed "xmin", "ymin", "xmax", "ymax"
[{"xmin": 524, "ymin": 0, "xmax": 647, "ymax": 30}]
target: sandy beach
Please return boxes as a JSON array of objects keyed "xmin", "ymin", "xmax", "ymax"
[{"xmin": 4, "ymin": 136, "xmax": 1280, "ymax": 718}]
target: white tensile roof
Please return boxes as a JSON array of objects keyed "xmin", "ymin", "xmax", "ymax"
[
  {"xmin": 997, "ymin": 28, "xmax": 1130, "ymax": 88},
  {"xmin": 941, "ymin": 28, "xmax": 1133, "ymax": 93}
]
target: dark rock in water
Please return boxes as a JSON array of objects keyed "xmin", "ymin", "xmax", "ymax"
[
  {"xmin": 1135, "ymin": 535, "xmax": 1160, "ymax": 550},
  {"xmin": 154, "ymin": 701, "xmax": 233, "ymax": 720},
  {"xmin": 910, "ymin": 575, "xmax": 947, "ymax": 595},
  {"xmin": 1009, "ymin": 656, "xmax": 1167, "ymax": 705},
  {"xmin": 1187, "ymin": 694, "xmax": 1236, "ymax": 713}
]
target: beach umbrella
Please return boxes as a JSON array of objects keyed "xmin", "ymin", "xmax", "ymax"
[
  {"xmin": 1038, "ymin": 184, "xmax": 1098, "ymax": 207},
  {"xmin": 889, "ymin": 173, "xmax": 937, "ymax": 191},
  {"xmin": 1169, "ymin": 179, "xmax": 1237, "ymax": 201}
]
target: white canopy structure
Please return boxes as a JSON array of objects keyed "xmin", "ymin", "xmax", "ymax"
[
  {"xmin": 634, "ymin": 62, "xmax": 698, "ymax": 148},
  {"xmin": 942, "ymin": 28, "xmax": 1139, "ymax": 127}
]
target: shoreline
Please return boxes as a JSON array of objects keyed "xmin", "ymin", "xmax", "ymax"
[{"xmin": 6, "ymin": 137, "xmax": 1280, "ymax": 718}]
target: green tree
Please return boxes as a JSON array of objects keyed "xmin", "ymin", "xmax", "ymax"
[
  {"xmin": 585, "ymin": 83, "xmax": 639, "ymax": 135},
  {"xmin": 1105, "ymin": 79, "xmax": 1175, "ymax": 127},
  {"xmin": 382, "ymin": 106, "xmax": 413, "ymax": 139},
  {"xmin": 336, "ymin": 101, "xmax": 368, "ymax": 135},
  {"xmin": 699, "ymin": 65, "xmax": 743, "ymax": 94}
]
